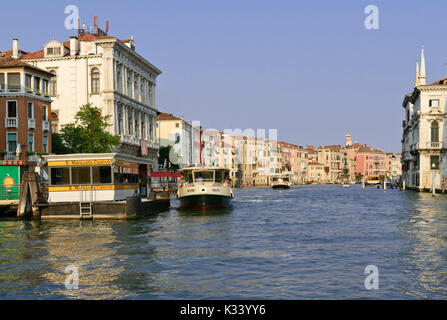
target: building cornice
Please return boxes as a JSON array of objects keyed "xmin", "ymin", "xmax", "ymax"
[
  {"xmin": 0, "ymin": 92, "xmax": 52, "ymax": 103},
  {"xmin": 22, "ymin": 54, "xmax": 102, "ymax": 64},
  {"xmin": 104, "ymin": 39, "xmax": 162, "ymax": 76},
  {"xmin": 113, "ymin": 91, "xmax": 158, "ymax": 114}
]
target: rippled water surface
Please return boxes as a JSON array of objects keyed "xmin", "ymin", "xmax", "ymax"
[{"xmin": 2, "ymin": 185, "xmax": 447, "ymax": 299}]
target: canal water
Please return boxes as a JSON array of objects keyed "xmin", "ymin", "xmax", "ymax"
[{"xmin": 1, "ymin": 185, "xmax": 447, "ymax": 299}]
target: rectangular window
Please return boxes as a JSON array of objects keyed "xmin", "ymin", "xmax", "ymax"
[
  {"xmin": 28, "ymin": 102, "xmax": 33, "ymax": 119},
  {"xmin": 92, "ymin": 166, "xmax": 112, "ymax": 184},
  {"xmin": 0, "ymin": 73, "xmax": 4, "ymax": 91},
  {"xmin": 43, "ymin": 135, "xmax": 48, "ymax": 153},
  {"xmin": 135, "ymin": 115, "xmax": 139, "ymax": 138},
  {"xmin": 141, "ymin": 119, "xmax": 146, "ymax": 140},
  {"xmin": 71, "ymin": 167, "xmax": 91, "ymax": 185},
  {"xmin": 25, "ymin": 74, "xmax": 32, "ymax": 91},
  {"xmin": 113, "ymin": 166, "xmax": 139, "ymax": 184},
  {"xmin": 34, "ymin": 77, "xmax": 40, "ymax": 94},
  {"xmin": 7, "ymin": 73, "xmax": 20, "ymax": 92},
  {"xmin": 28, "ymin": 133, "xmax": 34, "ymax": 152},
  {"xmin": 128, "ymin": 110, "xmax": 133, "ymax": 135},
  {"xmin": 42, "ymin": 79, "xmax": 49, "ymax": 96},
  {"xmin": 430, "ymin": 156, "xmax": 440, "ymax": 170},
  {"xmin": 50, "ymin": 167, "xmax": 70, "ymax": 185},
  {"xmin": 7, "ymin": 133, "xmax": 17, "ymax": 152},
  {"xmin": 7, "ymin": 101, "xmax": 17, "ymax": 118},
  {"xmin": 42, "ymin": 105, "xmax": 48, "ymax": 121},
  {"xmin": 118, "ymin": 107, "xmax": 123, "ymax": 134},
  {"xmin": 429, "ymin": 99, "xmax": 440, "ymax": 107}
]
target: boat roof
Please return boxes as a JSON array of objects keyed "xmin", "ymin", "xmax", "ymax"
[
  {"xmin": 179, "ymin": 166, "xmax": 230, "ymax": 173},
  {"xmin": 43, "ymin": 153, "xmax": 152, "ymax": 165}
]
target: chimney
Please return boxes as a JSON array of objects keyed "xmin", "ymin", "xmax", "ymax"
[
  {"xmin": 12, "ymin": 39, "xmax": 19, "ymax": 59},
  {"xmin": 70, "ymin": 36, "xmax": 78, "ymax": 56}
]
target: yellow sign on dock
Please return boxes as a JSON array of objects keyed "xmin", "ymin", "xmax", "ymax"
[{"xmin": 48, "ymin": 159, "xmax": 113, "ymax": 167}]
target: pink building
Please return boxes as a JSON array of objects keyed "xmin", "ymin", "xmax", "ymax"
[{"xmin": 355, "ymin": 145, "xmax": 386, "ymax": 177}]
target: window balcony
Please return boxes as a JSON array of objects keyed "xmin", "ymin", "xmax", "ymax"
[
  {"xmin": 42, "ymin": 121, "xmax": 50, "ymax": 132},
  {"xmin": 121, "ymin": 135, "xmax": 140, "ymax": 145},
  {"xmin": 428, "ymin": 142, "xmax": 442, "ymax": 149},
  {"xmin": 28, "ymin": 154, "xmax": 39, "ymax": 162},
  {"xmin": 5, "ymin": 117, "xmax": 18, "ymax": 128},
  {"xmin": 0, "ymin": 85, "xmax": 51, "ymax": 98},
  {"xmin": 417, "ymin": 142, "xmax": 443, "ymax": 150},
  {"xmin": 7, "ymin": 85, "xmax": 21, "ymax": 93},
  {"xmin": 28, "ymin": 118, "xmax": 36, "ymax": 129},
  {"xmin": 4, "ymin": 153, "xmax": 19, "ymax": 161}
]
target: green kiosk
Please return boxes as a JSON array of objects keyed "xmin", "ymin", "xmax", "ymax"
[{"xmin": 0, "ymin": 160, "xmax": 25, "ymax": 204}]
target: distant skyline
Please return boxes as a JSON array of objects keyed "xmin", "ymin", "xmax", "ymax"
[{"xmin": 1, "ymin": 0, "xmax": 446, "ymax": 152}]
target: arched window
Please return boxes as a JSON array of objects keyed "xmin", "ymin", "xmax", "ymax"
[
  {"xmin": 49, "ymin": 70, "xmax": 57, "ymax": 96},
  {"xmin": 117, "ymin": 67, "xmax": 122, "ymax": 92},
  {"xmin": 127, "ymin": 72, "xmax": 132, "ymax": 97},
  {"xmin": 91, "ymin": 68, "xmax": 100, "ymax": 94},
  {"xmin": 431, "ymin": 121, "xmax": 439, "ymax": 142}
]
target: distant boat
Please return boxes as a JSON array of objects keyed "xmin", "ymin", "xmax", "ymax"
[
  {"xmin": 342, "ymin": 183, "xmax": 350, "ymax": 187},
  {"xmin": 271, "ymin": 175, "xmax": 290, "ymax": 189},
  {"xmin": 366, "ymin": 175, "xmax": 381, "ymax": 186},
  {"xmin": 177, "ymin": 167, "xmax": 234, "ymax": 210}
]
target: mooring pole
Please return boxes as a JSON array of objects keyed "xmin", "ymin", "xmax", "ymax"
[
  {"xmin": 403, "ymin": 179, "xmax": 406, "ymax": 192},
  {"xmin": 432, "ymin": 171, "xmax": 436, "ymax": 197},
  {"xmin": 384, "ymin": 177, "xmax": 386, "ymax": 192},
  {"xmin": 362, "ymin": 176, "xmax": 365, "ymax": 190}
]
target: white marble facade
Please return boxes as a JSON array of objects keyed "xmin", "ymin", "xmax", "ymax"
[
  {"xmin": 18, "ymin": 33, "xmax": 161, "ymax": 167},
  {"xmin": 402, "ymin": 47, "xmax": 447, "ymax": 191}
]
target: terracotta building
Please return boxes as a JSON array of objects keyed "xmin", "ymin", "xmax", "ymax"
[{"xmin": 0, "ymin": 54, "xmax": 52, "ymax": 161}]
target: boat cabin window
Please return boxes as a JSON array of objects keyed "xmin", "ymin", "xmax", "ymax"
[
  {"xmin": 193, "ymin": 171, "xmax": 214, "ymax": 182},
  {"xmin": 71, "ymin": 167, "xmax": 91, "ymax": 185},
  {"xmin": 92, "ymin": 166, "xmax": 112, "ymax": 184},
  {"xmin": 113, "ymin": 166, "xmax": 139, "ymax": 184},
  {"xmin": 182, "ymin": 172, "xmax": 194, "ymax": 183},
  {"xmin": 50, "ymin": 167, "xmax": 70, "ymax": 185},
  {"xmin": 214, "ymin": 170, "xmax": 229, "ymax": 183}
]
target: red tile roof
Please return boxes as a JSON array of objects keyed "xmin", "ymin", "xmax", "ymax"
[
  {"xmin": 429, "ymin": 77, "xmax": 447, "ymax": 85},
  {"xmin": 0, "ymin": 56, "xmax": 53, "ymax": 75},
  {"xmin": 157, "ymin": 113, "xmax": 181, "ymax": 121},
  {"xmin": 2, "ymin": 34, "xmax": 121, "ymax": 61}
]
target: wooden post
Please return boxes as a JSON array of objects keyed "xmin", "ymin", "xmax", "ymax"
[
  {"xmin": 442, "ymin": 177, "xmax": 445, "ymax": 194},
  {"xmin": 403, "ymin": 179, "xmax": 406, "ymax": 192},
  {"xmin": 432, "ymin": 171, "xmax": 435, "ymax": 197},
  {"xmin": 384, "ymin": 177, "xmax": 386, "ymax": 192},
  {"xmin": 362, "ymin": 176, "xmax": 365, "ymax": 190}
]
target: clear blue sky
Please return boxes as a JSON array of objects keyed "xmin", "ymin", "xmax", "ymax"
[{"xmin": 2, "ymin": 0, "xmax": 446, "ymax": 152}]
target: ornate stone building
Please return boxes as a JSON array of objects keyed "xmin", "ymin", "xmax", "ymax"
[
  {"xmin": 3, "ymin": 20, "xmax": 161, "ymax": 168},
  {"xmin": 402, "ymin": 46, "xmax": 447, "ymax": 191}
]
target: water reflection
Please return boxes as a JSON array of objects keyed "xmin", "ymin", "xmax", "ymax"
[
  {"xmin": 0, "ymin": 220, "xmax": 134, "ymax": 299},
  {"xmin": 176, "ymin": 207, "xmax": 233, "ymax": 217},
  {"xmin": 3, "ymin": 186, "xmax": 447, "ymax": 298},
  {"xmin": 399, "ymin": 192, "xmax": 447, "ymax": 298}
]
